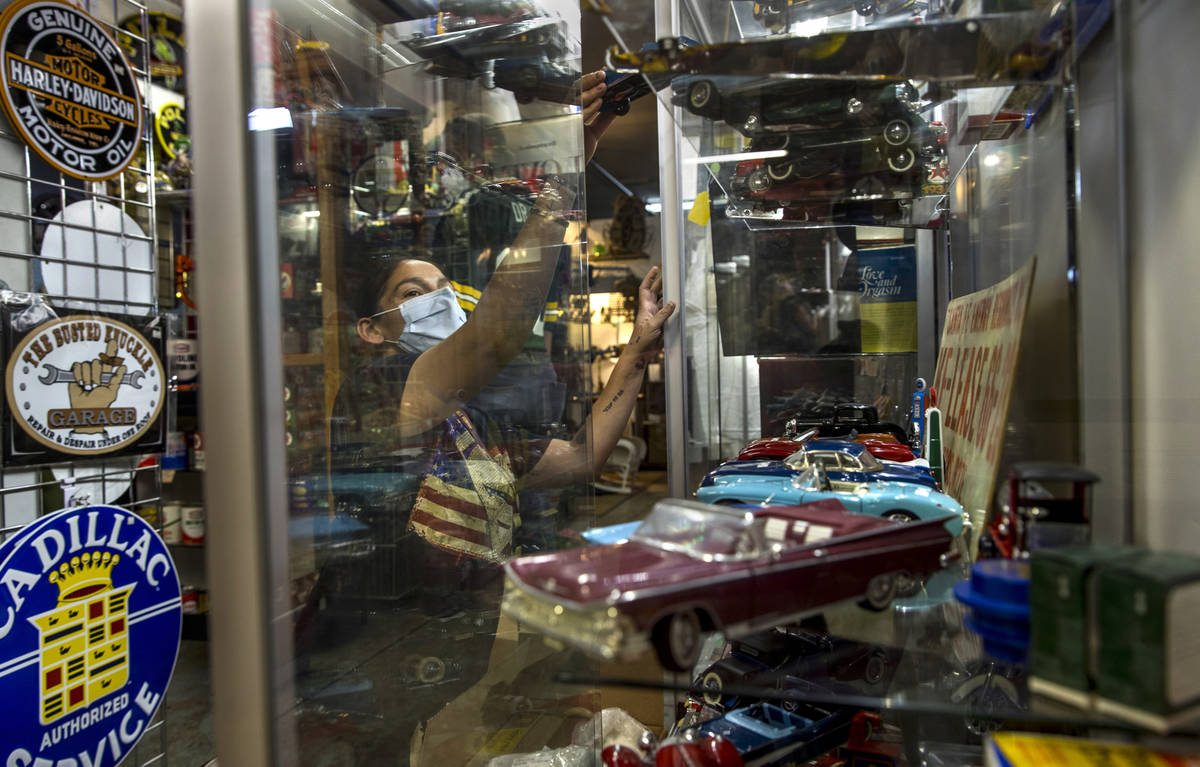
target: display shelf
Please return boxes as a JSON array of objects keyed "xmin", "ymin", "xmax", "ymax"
[
  {"xmin": 157, "ymin": 188, "xmax": 193, "ymax": 207},
  {"xmin": 610, "ymin": 11, "xmax": 1067, "ymax": 86},
  {"xmin": 550, "ymin": 586, "xmax": 1200, "ymax": 740}
]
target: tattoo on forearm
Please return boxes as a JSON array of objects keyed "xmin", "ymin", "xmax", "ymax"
[
  {"xmin": 634, "ymin": 359, "xmax": 646, "ymax": 371},
  {"xmin": 601, "ymin": 389, "xmax": 625, "ymax": 413}
]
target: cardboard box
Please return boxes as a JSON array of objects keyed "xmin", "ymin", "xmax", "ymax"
[
  {"xmin": 1028, "ymin": 545, "xmax": 1141, "ymax": 706},
  {"xmin": 1095, "ymin": 551, "xmax": 1200, "ymax": 731}
]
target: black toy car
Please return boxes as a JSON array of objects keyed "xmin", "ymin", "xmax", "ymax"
[
  {"xmin": 672, "ymin": 77, "xmax": 924, "ymax": 148},
  {"xmin": 602, "ymin": 38, "xmax": 697, "ymax": 115},
  {"xmin": 407, "ymin": 16, "xmax": 569, "ymax": 80},
  {"xmin": 696, "ymin": 627, "xmax": 903, "ymax": 711},
  {"xmin": 493, "ymin": 56, "xmax": 578, "ymax": 104}
]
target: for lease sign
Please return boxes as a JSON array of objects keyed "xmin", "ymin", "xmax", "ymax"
[{"xmin": 931, "ymin": 256, "xmax": 1036, "ymax": 522}]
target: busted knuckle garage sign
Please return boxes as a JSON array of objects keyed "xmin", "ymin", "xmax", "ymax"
[
  {"xmin": 0, "ymin": 0, "xmax": 143, "ymax": 181},
  {"xmin": 0, "ymin": 505, "xmax": 181, "ymax": 767},
  {"xmin": 5, "ymin": 315, "xmax": 164, "ymax": 458}
]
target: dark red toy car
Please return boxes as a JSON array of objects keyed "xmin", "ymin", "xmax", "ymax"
[{"xmin": 503, "ymin": 498, "xmax": 954, "ymax": 670}]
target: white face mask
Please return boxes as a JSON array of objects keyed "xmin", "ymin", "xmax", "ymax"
[{"xmin": 373, "ymin": 285, "xmax": 467, "ymax": 354}]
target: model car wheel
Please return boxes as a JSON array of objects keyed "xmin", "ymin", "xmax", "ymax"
[
  {"xmin": 887, "ymin": 147, "xmax": 916, "ymax": 173},
  {"xmin": 895, "ymin": 570, "xmax": 923, "ymax": 598},
  {"xmin": 517, "ymin": 65, "xmax": 540, "ymax": 90},
  {"xmin": 863, "ymin": 651, "xmax": 888, "ymax": 685},
  {"xmin": 654, "ymin": 610, "xmax": 702, "ymax": 671},
  {"xmin": 746, "ymin": 167, "xmax": 773, "ymax": 193},
  {"xmin": 859, "ymin": 573, "xmax": 897, "ymax": 611},
  {"xmin": 613, "ymin": 99, "xmax": 631, "ymax": 116},
  {"xmin": 417, "ymin": 656, "xmax": 446, "ymax": 684},
  {"xmin": 767, "ymin": 161, "xmax": 793, "ymax": 181},
  {"xmin": 855, "ymin": 0, "xmax": 877, "ymax": 14},
  {"xmin": 701, "ymin": 671, "xmax": 724, "ymax": 706},
  {"xmin": 884, "ymin": 118, "xmax": 911, "ymax": 146},
  {"xmin": 883, "ymin": 509, "xmax": 918, "ymax": 523},
  {"xmin": 688, "ymin": 80, "xmax": 716, "ymax": 112}
]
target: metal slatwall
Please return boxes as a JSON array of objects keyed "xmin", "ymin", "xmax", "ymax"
[{"xmin": 0, "ymin": 1, "xmax": 169, "ymax": 764}]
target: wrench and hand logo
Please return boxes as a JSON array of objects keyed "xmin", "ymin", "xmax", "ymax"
[{"xmin": 51, "ymin": 341, "xmax": 129, "ymax": 434}]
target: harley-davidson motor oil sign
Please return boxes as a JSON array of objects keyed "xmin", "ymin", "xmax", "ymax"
[
  {"xmin": 0, "ymin": 505, "xmax": 181, "ymax": 766},
  {"xmin": 4, "ymin": 313, "xmax": 165, "ymax": 461},
  {"xmin": 0, "ymin": 0, "xmax": 143, "ymax": 181}
]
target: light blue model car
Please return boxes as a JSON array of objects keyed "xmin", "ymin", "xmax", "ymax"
[{"xmin": 696, "ymin": 463, "xmax": 966, "ymax": 537}]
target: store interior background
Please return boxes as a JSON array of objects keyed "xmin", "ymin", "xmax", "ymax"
[{"xmin": 0, "ymin": 0, "xmax": 1198, "ymax": 764}]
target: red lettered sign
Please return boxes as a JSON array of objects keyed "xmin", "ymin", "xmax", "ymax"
[{"xmin": 931, "ymin": 257, "xmax": 1036, "ymax": 525}]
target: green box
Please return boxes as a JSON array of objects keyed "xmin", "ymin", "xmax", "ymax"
[
  {"xmin": 1029, "ymin": 545, "xmax": 1142, "ymax": 706},
  {"xmin": 1095, "ymin": 551, "xmax": 1200, "ymax": 730}
]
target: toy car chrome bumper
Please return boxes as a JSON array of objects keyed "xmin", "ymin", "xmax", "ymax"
[{"xmin": 501, "ymin": 577, "xmax": 647, "ymax": 660}]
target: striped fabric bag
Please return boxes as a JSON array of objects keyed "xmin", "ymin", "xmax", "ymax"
[{"xmin": 408, "ymin": 409, "xmax": 518, "ymax": 563}]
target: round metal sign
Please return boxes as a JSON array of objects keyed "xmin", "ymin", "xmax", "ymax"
[
  {"xmin": 0, "ymin": 505, "xmax": 182, "ymax": 766},
  {"xmin": 154, "ymin": 101, "xmax": 186, "ymax": 158},
  {"xmin": 0, "ymin": 0, "xmax": 144, "ymax": 181},
  {"xmin": 5, "ymin": 315, "xmax": 165, "ymax": 456}
]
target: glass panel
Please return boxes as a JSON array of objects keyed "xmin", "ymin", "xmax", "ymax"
[
  {"xmin": 520, "ymin": 0, "xmax": 1200, "ymax": 762},
  {"xmin": 243, "ymin": 1, "xmax": 625, "ymax": 763}
]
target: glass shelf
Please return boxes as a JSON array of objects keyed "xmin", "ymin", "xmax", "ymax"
[{"xmin": 546, "ymin": 565, "xmax": 1200, "ymax": 740}]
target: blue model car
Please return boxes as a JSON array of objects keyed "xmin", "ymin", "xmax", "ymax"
[
  {"xmin": 696, "ymin": 463, "xmax": 965, "ymax": 536},
  {"xmin": 687, "ymin": 698, "xmax": 854, "ymax": 767}
]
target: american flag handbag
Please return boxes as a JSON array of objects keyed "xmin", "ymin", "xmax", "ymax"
[{"xmin": 408, "ymin": 409, "xmax": 518, "ymax": 562}]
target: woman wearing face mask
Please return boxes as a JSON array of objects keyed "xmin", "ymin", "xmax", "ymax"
[{"xmin": 317, "ymin": 73, "xmax": 672, "ymax": 763}]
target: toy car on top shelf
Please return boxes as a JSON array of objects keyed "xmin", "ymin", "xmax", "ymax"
[
  {"xmin": 502, "ymin": 498, "xmax": 955, "ymax": 670},
  {"xmin": 607, "ymin": 15, "xmax": 1066, "ymax": 88},
  {"xmin": 406, "ymin": 15, "xmax": 569, "ymax": 80},
  {"xmin": 493, "ymin": 55, "xmax": 578, "ymax": 104},
  {"xmin": 753, "ymin": 0, "xmax": 924, "ymax": 33},
  {"xmin": 696, "ymin": 462, "xmax": 965, "ymax": 535},
  {"xmin": 435, "ymin": 0, "xmax": 539, "ymax": 30},
  {"xmin": 602, "ymin": 38, "xmax": 697, "ymax": 115},
  {"xmin": 672, "ymin": 77, "xmax": 920, "ymax": 140}
]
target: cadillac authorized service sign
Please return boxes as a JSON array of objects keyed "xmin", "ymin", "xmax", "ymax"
[
  {"xmin": 0, "ymin": 505, "xmax": 182, "ymax": 766},
  {"xmin": 5, "ymin": 315, "xmax": 164, "ymax": 458},
  {"xmin": 0, "ymin": 0, "xmax": 143, "ymax": 180}
]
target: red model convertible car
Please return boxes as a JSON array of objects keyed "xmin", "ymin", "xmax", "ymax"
[
  {"xmin": 502, "ymin": 499, "xmax": 954, "ymax": 670},
  {"xmin": 737, "ymin": 434, "xmax": 916, "ymax": 464}
]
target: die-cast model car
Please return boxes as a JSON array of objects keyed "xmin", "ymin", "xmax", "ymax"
[
  {"xmin": 710, "ymin": 440, "xmax": 936, "ymax": 490},
  {"xmin": 696, "ymin": 627, "xmax": 902, "ymax": 711},
  {"xmin": 672, "ymin": 77, "xmax": 919, "ymax": 141},
  {"xmin": 685, "ymin": 699, "xmax": 855, "ymax": 767},
  {"xmin": 502, "ymin": 498, "xmax": 954, "ymax": 670},
  {"xmin": 696, "ymin": 463, "xmax": 964, "ymax": 535},
  {"xmin": 753, "ymin": 0, "xmax": 922, "ymax": 33}
]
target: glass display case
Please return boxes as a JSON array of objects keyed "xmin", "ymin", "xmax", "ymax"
[
  {"xmin": 530, "ymin": 0, "xmax": 1200, "ymax": 762},
  {"xmin": 189, "ymin": 0, "xmax": 1200, "ymax": 765}
]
